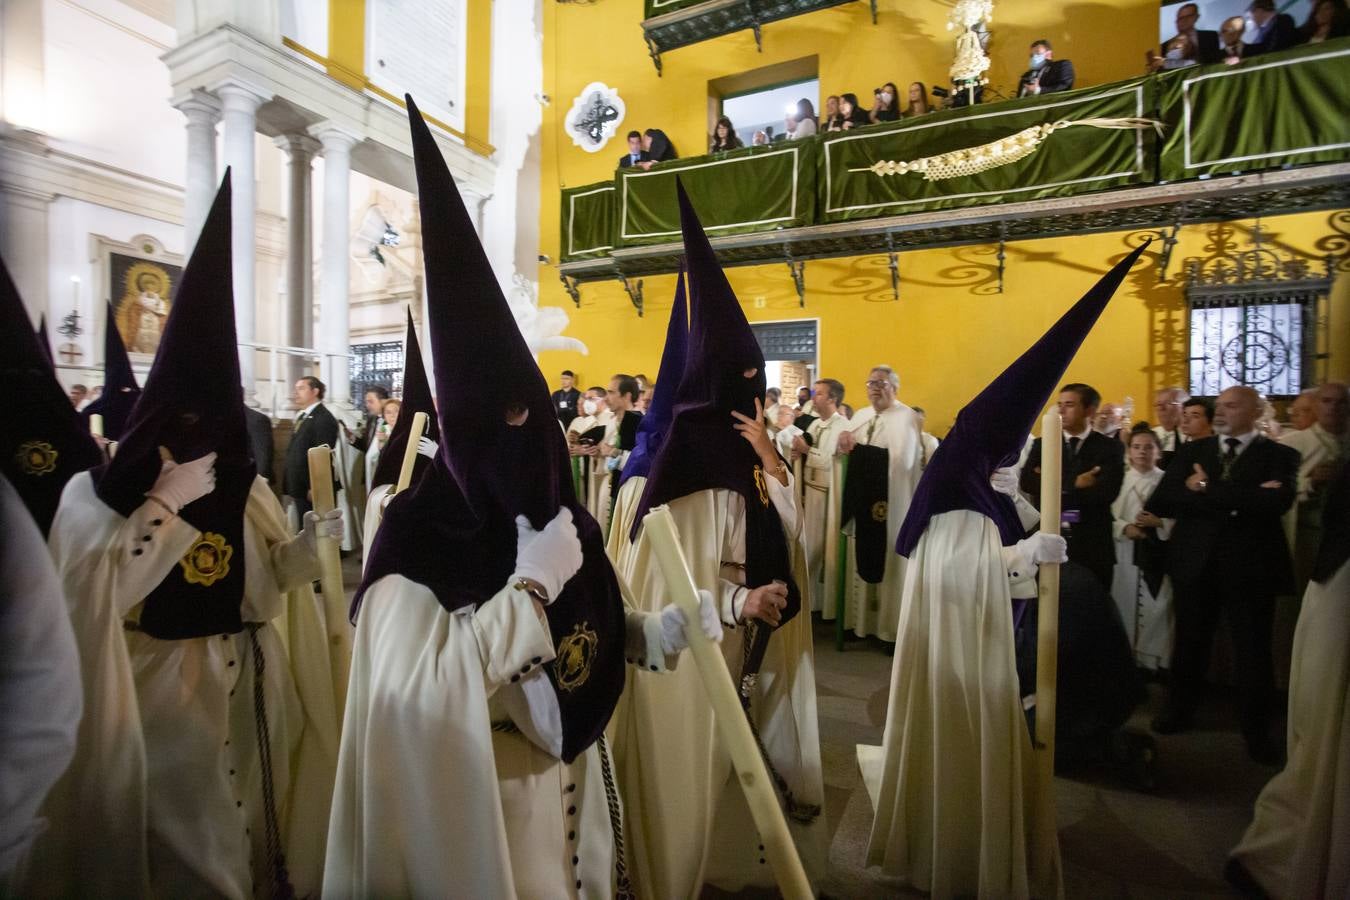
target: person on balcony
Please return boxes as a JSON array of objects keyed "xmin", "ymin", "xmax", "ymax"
[
  {"xmin": 868, "ymin": 82, "xmax": 901, "ymax": 124},
  {"xmin": 1018, "ymin": 39, "xmax": 1076, "ymax": 97},
  {"xmin": 618, "ymin": 130, "xmax": 651, "ymax": 170}
]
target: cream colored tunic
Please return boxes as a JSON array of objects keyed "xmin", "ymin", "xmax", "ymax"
[
  {"xmin": 857, "ymin": 510, "xmax": 1061, "ymax": 899},
  {"xmin": 612, "ymin": 476, "xmax": 826, "ymax": 899},
  {"xmin": 801, "ymin": 412, "xmax": 846, "ymax": 617},
  {"xmin": 1109, "ymin": 467, "xmax": 1175, "ymax": 670},
  {"xmin": 841, "ymin": 402, "xmax": 924, "ymax": 640},
  {"xmin": 1229, "ymin": 554, "xmax": 1350, "ymax": 900},
  {"xmin": 33, "ymin": 473, "xmax": 339, "ymax": 900}
]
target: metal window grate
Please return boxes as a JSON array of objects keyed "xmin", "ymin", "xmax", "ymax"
[
  {"xmin": 350, "ymin": 341, "xmax": 404, "ymax": 399},
  {"xmin": 752, "ymin": 321, "xmax": 817, "ymax": 362}
]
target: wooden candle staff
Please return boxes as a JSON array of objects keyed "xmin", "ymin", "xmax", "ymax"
[
  {"xmin": 642, "ymin": 507, "xmax": 814, "ymax": 900},
  {"xmin": 394, "ymin": 412, "xmax": 429, "ymax": 495},
  {"xmin": 89, "ymin": 414, "xmax": 104, "ymax": 438},
  {"xmin": 1035, "ymin": 408, "xmax": 1063, "ymax": 759},
  {"xmin": 307, "ymin": 445, "xmax": 351, "ymax": 719}
]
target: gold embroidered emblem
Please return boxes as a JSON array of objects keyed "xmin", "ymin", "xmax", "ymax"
[
  {"xmin": 554, "ymin": 621, "xmax": 598, "ymax": 692},
  {"xmin": 16, "ymin": 441, "xmax": 58, "ymax": 476},
  {"xmin": 870, "ymin": 500, "xmax": 889, "ymax": 523},
  {"xmin": 179, "ymin": 532, "xmax": 233, "ymax": 586},
  {"xmin": 752, "ymin": 465, "xmax": 770, "ymax": 506}
]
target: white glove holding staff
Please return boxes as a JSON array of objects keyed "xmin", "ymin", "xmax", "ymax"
[
  {"xmin": 990, "ymin": 466, "xmax": 1020, "ymax": 497},
  {"xmin": 513, "ymin": 508, "xmax": 584, "ymax": 603},
  {"xmin": 148, "ymin": 451, "xmax": 217, "ymax": 513},
  {"xmin": 301, "ymin": 508, "xmax": 344, "ymax": 556},
  {"xmin": 417, "ymin": 436, "xmax": 438, "ymax": 459},
  {"xmin": 659, "ymin": 589, "xmax": 723, "ymax": 655},
  {"xmin": 1015, "ymin": 532, "xmax": 1068, "ymax": 565}
]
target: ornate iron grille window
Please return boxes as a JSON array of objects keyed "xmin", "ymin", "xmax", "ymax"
[
  {"xmin": 1185, "ymin": 229, "xmax": 1333, "ymax": 400},
  {"xmin": 350, "ymin": 341, "xmax": 404, "ymax": 399}
]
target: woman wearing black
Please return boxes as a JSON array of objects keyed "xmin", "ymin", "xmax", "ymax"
[
  {"xmin": 709, "ymin": 116, "xmax": 743, "ymax": 152},
  {"xmin": 868, "ymin": 81, "xmax": 901, "ymax": 124},
  {"xmin": 903, "ymin": 81, "xmax": 932, "ymax": 118},
  {"xmin": 1299, "ymin": 0, "xmax": 1350, "ymax": 43},
  {"xmin": 828, "ymin": 93, "xmax": 870, "ymax": 131},
  {"xmin": 639, "ymin": 128, "xmax": 678, "ymax": 169}
]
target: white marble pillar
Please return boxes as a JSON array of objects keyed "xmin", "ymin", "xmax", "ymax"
[
  {"xmin": 218, "ymin": 81, "xmax": 268, "ymax": 403},
  {"xmin": 273, "ymin": 134, "xmax": 319, "ymax": 408},
  {"xmin": 176, "ymin": 90, "xmax": 221, "ymax": 252},
  {"xmin": 311, "ymin": 122, "xmax": 359, "ymax": 407},
  {"xmin": 460, "ymin": 187, "xmax": 488, "ymax": 237}
]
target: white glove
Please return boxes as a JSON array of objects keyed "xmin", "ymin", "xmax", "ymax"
[
  {"xmin": 990, "ymin": 466, "xmax": 1020, "ymax": 497},
  {"xmin": 147, "ymin": 451, "xmax": 217, "ymax": 513},
  {"xmin": 1015, "ymin": 532, "xmax": 1068, "ymax": 565},
  {"xmin": 659, "ymin": 589, "xmax": 723, "ymax": 655},
  {"xmin": 417, "ymin": 436, "xmax": 438, "ymax": 459},
  {"xmin": 513, "ymin": 508, "xmax": 583, "ymax": 604},
  {"xmin": 301, "ymin": 508, "xmax": 344, "ymax": 555}
]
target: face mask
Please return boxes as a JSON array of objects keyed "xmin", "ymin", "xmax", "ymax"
[
  {"xmin": 582, "ymin": 399, "xmax": 598, "ymax": 415},
  {"xmin": 1030, "ymin": 53, "xmax": 1047, "ymax": 68},
  {"xmin": 879, "ymin": 91, "xmax": 894, "ymax": 105}
]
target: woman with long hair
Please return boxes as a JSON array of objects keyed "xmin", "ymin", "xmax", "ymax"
[
  {"xmin": 1299, "ymin": 0, "xmax": 1350, "ymax": 42},
  {"xmin": 709, "ymin": 115, "xmax": 743, "ymax": 152},
  {"xmin": 903, "ymin": 81, "xmax": 931, "ymax": 117},
  {"xmin": 832, "ymin": 92, "xmax": 869, "ymax": 130},
  {"xmin": 789, "ymin": 98, "xmax": 817, "ymax": 138}
]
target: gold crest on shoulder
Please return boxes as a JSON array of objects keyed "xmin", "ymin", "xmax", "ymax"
[
  {"xmin": 555, "ymin": 621, "xmax": 599, "ymax": 692},
  {"xmin": 752, "ymin": 465, "xmax": 770, "ymax": 506},
  {"xmin": 180, "ymin": 532, "xmax": 233, "ymax": 586},
  {"xmin": 16, "ymin": 441, "xmax": 58, "ymax": 476}
]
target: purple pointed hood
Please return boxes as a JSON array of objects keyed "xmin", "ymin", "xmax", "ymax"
[
  {"xmin": 370, "ymin": 308, "xmax": 439, "ymax": 490},
  {"xmin": 1, "ymin": 259, "xmax": 103, "ymax": 536},
  {"xmin": 80, "ymin": 301, "xmax": 141, "ymax": 441},
  {"xmin": 36, "ymin": 315, "xmax": 54, "ymax": 371},
  {"xmin": 356, "ymin": 97, "xmax": 625, "ymax": 763},
  {"xmin": 618, "ymin": 262, "xmax": 687, "ymax": 503},
  {"xmin": 896, "ymin": 241, "xmax": 1150, "ymax": 556}
]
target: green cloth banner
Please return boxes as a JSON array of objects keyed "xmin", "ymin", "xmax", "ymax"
[
  {"xmin": 615, "ymin": 142, "xmax": 818, "ymax": 247},
  {"xmin": 818, "ymin": 77, "xmax": 1156, "ymax": 223},
  {"xmin": 1157, "ymin": 37, "xmax": 1350, "ymax": 181},
  {"xmin": 560, "ymin": 181, "xmax": 617, "ymax": 262}
]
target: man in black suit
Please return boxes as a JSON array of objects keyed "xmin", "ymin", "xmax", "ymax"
[
  {"xmin": 1246, "ymin": 0, "xmax": 1298, "ymax": 55},
  {"xmin": 617, "ymin": 131, "xmax": 651, "ymax": 170},
  {"xmin": 552, "ymin": 369, "xmax": 581, "ymax": 428},
  {"xmin": 1021, "ymin": 382, "xmax": 1126, "ymax": 590},
  {"xmin": 1145, "ymin": 385, "xmax": 1299, "ymax": 763},
  {"xmin": 345, "ymin": 385, "xmax": 389, "ymax": 453},
  {"xmin": 244, "ymin": 405, "xmax": 274, "ymax": 482},
  {"xmin": 1150, "ymin": 2, "xmax": 1223, "ymax": 70},
  {"xmin": 284, "ymin": 375, "xmax": 339, "ymax": 519},
  {"xmin": 1017, "ymin": 39, "xmax": 1076, "ymax": 97}
]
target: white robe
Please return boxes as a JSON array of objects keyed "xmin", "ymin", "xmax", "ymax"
[
  {"xmin": 1109, "ymin": 467, "xmax": 1175, "ymax": 670},
  {"xmin": 611, "ymin": 477, "xmax": 826, "ymax": 898},
  {"xmin": 0, "ymin": 478, "xmax": 81, "ymax": 895},
  {"xmin": 1280, "ymin": 423, "xmax": 1349, "ymax": 585},
  {"xmin": 857, "ymin": 510, "xmax": 1061, "ymax": 899},
  {"xmin": 32, "ymin": 473, "xmax": 339, "ymax": 900},
  {"xmin": 841, "ymin": 402, "xmax": 924, "ymax": 640},
  {"xmin": 1229, "ymin": 553, "xmax": 1350, "ymax": 899},
  {"xmin": 801, "ymin": 413, "xmax": 846, "ymax": 617},
  {"xmin": 324, "ymin": 571, "xmax": 678, "ymax": 899},
  {"xmin": 605, "ymin": 475, "xmax": 644, "ymax": 563}
]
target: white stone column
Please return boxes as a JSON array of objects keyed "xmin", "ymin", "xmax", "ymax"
[
  {"xmin": 459, "ymin": 187, "xmax": 489, "ymax": 238},
  {"xmin": 311, "ymin": 122, "xmax": 360, "ymax": 407},
  {"xmin": 175, "ymin": 90, "xmax": 221, "ymax": 252},
  {"xmin": 273, "ymin": 134, "xmax": 319, "ymax": 408},
  {"xmin": 218, "ymin": 81, "xmax": 268, "ymax": 404}
]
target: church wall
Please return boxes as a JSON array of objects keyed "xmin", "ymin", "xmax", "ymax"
[{"xmin": 535, "ymin": 0, "xmax": 1349, "ymax": 428}]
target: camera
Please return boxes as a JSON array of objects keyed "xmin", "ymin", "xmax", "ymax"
[
  {"xmin": 873, "ymin": 87, "xmax": 882, "ymax": 95},
  {"xmin": 930, "ymin": 85, "xmax": 950, "ymax": 98}
]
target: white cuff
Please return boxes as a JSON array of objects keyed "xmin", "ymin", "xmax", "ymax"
[{"xmin": 472, "ymin": 582, "xmax": 557, "ymax": 691}]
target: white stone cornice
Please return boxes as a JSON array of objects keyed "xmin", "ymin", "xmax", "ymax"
[
  {"xmin": 216, "ymin": 78, "xmax": 271, "ymax": 113},
  {"xmin": 0, "ymin": 131, "xmax": 183, "ymax": 223},
  {"xmin": 160, "ymin": 24, "xmax": 494, "ymax": 197},
  {"xmin": 273, "ymin": 133, "xmax": 321, "ymax": 158},
  {"xmin": 174, "ymin": 88, "xmax": 222, "ymax": 124},
  {"xmin": 309, "ymin": 122, "xmax": 361, "ymax": 154}
]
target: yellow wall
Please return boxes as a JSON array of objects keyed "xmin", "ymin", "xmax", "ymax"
[{"xmin": 536, "ymin": 0, "xmax": 1349, "ymax": 432}]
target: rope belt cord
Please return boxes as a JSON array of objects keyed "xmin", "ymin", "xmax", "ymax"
[
  {"xmin": 596, "ymin": 733, "xmax": 635, "ymax": 900},
  {"xmin": 849, "ymin": 117, "xmax": 1165, "ymax": 182},
  {"xmin": 247, "ymin": 624, "xmax": 296, "ymax": 900}
]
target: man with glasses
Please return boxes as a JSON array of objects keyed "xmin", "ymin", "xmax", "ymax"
[
  {"xmin": 1147, "ymin": 2, "xmax": 1222, "ymax": 71},
  {"xmin": 1153, "ymin": 386, "xmax": 1189, "ymax": 467},
  {"xmin": 834, "ymin": 366, "xmax": 925, "ymax": 641}
]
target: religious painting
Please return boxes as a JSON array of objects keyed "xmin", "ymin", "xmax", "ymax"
[
  {"xmin": 564, "ymin": 82, "xmax": 626, "ymax": 153},
  {"xmin": 94, "ymin": 234, "xmax": 184, "ymax": 363}
]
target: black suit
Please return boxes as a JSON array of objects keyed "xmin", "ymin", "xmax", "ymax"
[
  {"xmin": 552, "ymin": 387, "xmax": 581, "ymax": 428},
  {"xmin": 1017, "ymin": 59, "xmax": 1075, "ymax": 96},
  {"xmin": 618, "ymin": 151, "xmax": 652, "ymax": 169},
  {"xmin": 1163, "ymin": 29, "xmax": 1223, "ymax": 65},
  {"xmin": 1248, "ymin": 14, "xmax": 1298, "ymax": 56},
  {"xmin": 244, "ymin": 407, "xmax": 274, "ymax": 483},
  {"xmin": 1021, "ymin": 430, "xmax": 1126, "ymax": 590},
  {"xmin": 284, "ymin": 403, "xmax": 339, "ymax": 518},
  {"xmin": 1145, "ymin": 434, "xmax": 1299, "ymax": 743}
]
